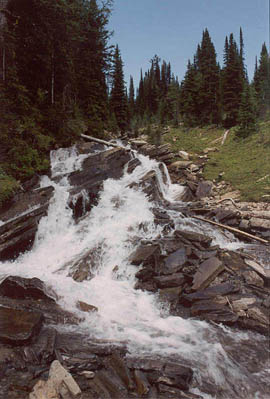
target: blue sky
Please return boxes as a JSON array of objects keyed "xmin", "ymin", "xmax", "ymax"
[{"xmin": 108, "ymin": 0, "xmax": 269, "ymax": 89}]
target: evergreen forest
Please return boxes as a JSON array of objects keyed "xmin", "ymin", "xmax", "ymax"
[{"xmin": 0, "ymin": 0, "xmax": 269, "ymax": 204}]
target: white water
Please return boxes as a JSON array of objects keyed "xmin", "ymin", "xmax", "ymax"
[{"xmin": 0, "ymin": 147, "xmax": 269, "ymax": 398}]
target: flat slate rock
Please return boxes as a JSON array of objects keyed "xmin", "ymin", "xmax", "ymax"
[
  {"xmin": 154, "ymin": 273, "xmax": 186, "ymax": 289},
  {"xmin": 0, "ymin": 307, "xmax": 43, "ymax": 345},
  {"xmin": 192, "ymin": 257, "xmax": 224, "ymax": 291},
  {"xmin": 164, "ymin": 247, "xmax": 187, "ymax": 274},
  {"xmin": 184, "ymin": 282, "xmax": 240, "ymax": 302}
]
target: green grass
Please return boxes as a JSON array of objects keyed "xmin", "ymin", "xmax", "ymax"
[
  {"xmin": 163, "ymin": 122, "xmax": 270, "ymax": 202},
  {"xmin": 163, "ymin": 125, "xmax": 225, "ymax": 157}
]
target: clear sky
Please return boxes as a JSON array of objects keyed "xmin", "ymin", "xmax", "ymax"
[{"xmin": 108, "ymin": 0, "xmax": 269, "ymax": 89}]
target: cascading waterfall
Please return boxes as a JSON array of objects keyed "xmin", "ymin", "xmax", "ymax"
[{"xmin": 0, "ymin": 145, "xmax": 269, "ymax": 398}]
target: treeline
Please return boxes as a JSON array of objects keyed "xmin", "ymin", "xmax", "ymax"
[
  {"xmin": 0, "ymin": 0, "xmax": 124, "ymax": 182},
  {"xmin": 129, "ymin": 28, "xmax": 270, "ymax": 138}
]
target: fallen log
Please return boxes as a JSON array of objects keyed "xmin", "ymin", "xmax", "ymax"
[
  {"xmin": 81, "ymin": 134, "xmax": 124, "ymax": 149},
  {"xmin": 192, "ymin": 215, "xmax": 269, "ymax": 244}
]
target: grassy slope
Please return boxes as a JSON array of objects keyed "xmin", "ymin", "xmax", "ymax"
[{"xmin": 163, "ymin": 121, "xmax": 270, "ymax": 202}]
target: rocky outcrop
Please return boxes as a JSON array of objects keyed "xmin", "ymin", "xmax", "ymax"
[
  {"xmin": 0, "ymin": 186, "xmax": 54, "ymax": 260},
  {"xmin": 68, "ymin": 147, "xmax": 132, "ymax": 218}
]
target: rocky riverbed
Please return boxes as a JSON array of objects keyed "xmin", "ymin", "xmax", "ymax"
[{"xmin": 0, "ymin": 139, "xmax": 269, "ymax": 398}]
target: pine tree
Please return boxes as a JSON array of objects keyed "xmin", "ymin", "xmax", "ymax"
[
  {"xmin": 236, "ymin": 85, "xmax": 257, "ymax": 139},
  {"xmin": 128, "ymin": 75, "xmax": 135, "ymax": 118},
  {"xmin": 222, "ymin": 33, "xmax": 244, "ymax": 127},
  {"xmin": 253, "ymin": 43, "xmax": 270, "ymax": 119},
  {"xmin": 110, "ymin": 45, "xmax": 127, "ymax": 133}
]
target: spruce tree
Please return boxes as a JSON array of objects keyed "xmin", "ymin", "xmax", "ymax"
[
  {"xmin": 110, "ymin": 45, "xmax": 127, "ymax": 134},
  {"xmin": 222, "ymin": 33, "xmax": 244, "ymax": 127},
  {"xmin": 253, "ymin": 43, "xmax": 270, "ymax": 119},
  {"xmin": 236, "ymin": 85, "xmax": 257, "ymax": 139}
]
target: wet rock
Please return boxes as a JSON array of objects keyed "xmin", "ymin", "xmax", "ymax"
[
  {"xmin": 129, "ymin": 244, "xmax": 160, "ymax": 266},
  {"xmin": 195, "ymin": 181, "xmax": 213, "ymax": 199},
  {"xmin": 154, "ymin": 273, "xmax": 186, "ymax": 289},
  {"xmin": 76, "ymin": 301, "xmax": 98, "ymax": 313},
  {"xmin": 95, "ymin": 369, "xmax": 127, "ymax": 398},
  {"xmin": 0, "ymin": 276, "xmax": 56, "ymax": 302},
  {"xmin": 158, "ymin": 384, "xmax": 202, "ymax": 398},
  {"xmin": 134, "ymin": 369, "xmax": 150, "ymax": 396},
  {"xmin": 127, "ymin": 158, "xmax": 141, "ymax": 174},
  {"xmin": 106, "ymin": 352, "xmax": 135, "ymax": 391},
  {"xmin": 0, "ymin": 307, "xmax": 43, "ymax": 345},
  {"xmin": 135, "ymin": 268, "xmax": 155, "ymax": 282},
  {"xmin": 33, "ymin": 327, "xmax": 57, "ymax": 364},
  {"xmin": 238, "ymin": 305, "xmax": 270, "ymax": 334},
  {"xmin": 69, "ymin": 148, "xmax": 132, "ymax": 217},
  {"xmin": 0, "ymin": 199, "xmax": 54, "ymax": 261},
  {"xmin": 175, "ymin": 230, "xmax": 212, "ymax": 248},
  {"xmin": 192, "ymin": 257, "xmax": 224, "ymax": 291},
  {"xmin": 191, "ymin": 301, "xmax": 238, "ymax": 324},
  {"xmin": 161, "ymin": 362, "xmax": 193, "ymax": 391},
  {"xmin": 158, "ymin": 287, "xmax": 182, "ymax": 303},
  {"xmin": 68, "ymin": 249, "xmax": 101, "ymax": 282},
  {"xmin": 161, "ymin": 247, "xmax": 188, "ymax": 275}
]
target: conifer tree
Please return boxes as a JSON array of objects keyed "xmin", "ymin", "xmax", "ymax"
[
  {"xmin": 110, "ymin": 45, "xmax": 127, "ymax": 133},
  {"xmin": 222, "ymin": 33, "xmax": 244, "ymax": 127},
  {"xmin": 253, "ymin": 43, "xmax": 270, "ymax": 119},
  {"xmin": 236, "ymin": 85, "xmax": 257, "ymax": 138}
]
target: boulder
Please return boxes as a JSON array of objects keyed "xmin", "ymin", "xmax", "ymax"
[
  {"xmin": 192, "ymin": 257, "xmax": 224, "ymax": 291},
  {"xmin": 68, "ymin": 147, "xmax": 132, "ymax": 218},
  {"xmin": 0, "ymin": 276, "xmax": 56, "ymax": 302},
  {"xmin": 195, "ymin": 180, "xmax": 213, "ymax": 199},
  {"xmin": 30, "ymin": 360, "xmax": 82, "ymax": 399},
  {"xmin": 0, "ymin": 307, "xmax": 43, "ymax": 345},
  {"xmin": 0, "ymin": 187, "xmax": 54, "ymax": 261}
]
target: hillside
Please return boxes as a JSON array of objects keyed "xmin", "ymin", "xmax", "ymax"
[{"xmin": 162, "ymin": 121, "xmax": 270, "ymax": 202}]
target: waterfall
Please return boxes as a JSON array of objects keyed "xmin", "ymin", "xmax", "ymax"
[{"xmin": 0, "ymin": 145, "xmax": 269, "ymax": 398}]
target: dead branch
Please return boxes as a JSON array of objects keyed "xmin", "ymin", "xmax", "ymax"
[{"xmin": 192, "ymin": 215, "xmax": 269, "ymax": 245}]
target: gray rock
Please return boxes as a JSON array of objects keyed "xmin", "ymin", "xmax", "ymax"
[
  {"xmin": 164, "ymin": 247, "xmax": 187, "ymax": 274},
  {"xmin": 195, "ymin": 180, "xmax": 213, "ymax": 199},
  {"xmin": 154, "ymin": 273, "xmax": 186, "ymax": 289},
  {"xmin": 192, "ymin": 257, "xmax": 224, "ymax": 291}
]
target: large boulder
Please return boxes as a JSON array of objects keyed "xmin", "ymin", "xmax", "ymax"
[
  {"xmin": 68, "ymin": 147, "xmax": 132, "ymax": 218},
  {"xmin": 0, "ymin": 186, "xmax": 54, "ymax": 261}
]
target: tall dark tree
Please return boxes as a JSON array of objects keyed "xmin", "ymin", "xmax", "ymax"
[
  {"xmin": 222, "ymin": 33, "xmax": 244, "ymax": 127},
  {"xmin": 236, "ymin": 85, "xmax": 257, "ymax": 138},
  {"xmin": 253, "ymin": 43, "xmax": 270, "ymax": 119},
  {"xmin": 110, "ymin": 45, "xmax": 127, "ymax": 133}
]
